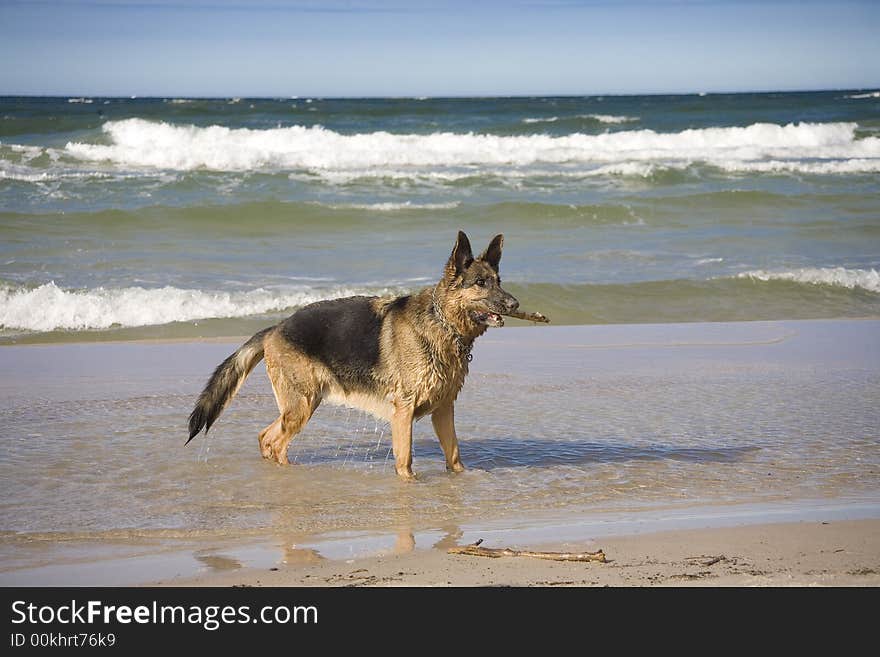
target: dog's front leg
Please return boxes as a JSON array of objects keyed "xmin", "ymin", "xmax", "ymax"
[
  {"xmin": 392, "ymin": 399, "xmax": 416, "ymax": 480},
  {"xmin": 431, "ymin": 402, "xmax": 464, "ymax": 472}
]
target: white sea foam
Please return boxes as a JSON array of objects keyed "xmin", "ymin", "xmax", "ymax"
[
  {"xmin": 718, "ymin": 158, "xmax": 880, "ymax": 174},
  {"xmin": 0, "ymin": 159, "xmax": 163, "ymax": 184},
  {"xmin": 291, "ymin": 162, "xmax": 668, "ymax": 185},
  {"xmin": 845, "ymin": 91, "xmax": 880, "ymax": 99},
  {"xmin": 0, "ymin": 159, "xmax": 121, "ymax": 183},
  {"xmin": 585, "ymin": 162, "xmax": 661, "ymax": 177},
  {"xmin": 67, "ymin": 97, "xmax": 93, "ymax": 104},
  {"xmin": 61, "ymin": 119, "xmax": 880, "ymax": 177},
  {"xmin": 522, "ymin": 116, "xmax": 559, "ymax": 124},
  {"xmin": 736, "ymin": 267, "xmax": 880, "ymax": 294},
  {"xmin": 0, "ymin": 145, "xmax": 72, "ymax": 181},
  {"xmin": 8, "ymin": 144, "xmax": 46, "ymax": 161},
  {"xmin": 321, "ymin": 201, "xmax": 460, "ymax": 211},
  {"xmin": 581, "ymin": 113, "xmax": 638, "ymax": 124},
  {"xmin": 0, "ymin": 282, "xmax": 398, "ymax": 332},
  {"xmin": 522, "ymin": 114, "xmax": 637, "ymax": 124},
  {"xmin": 0, "ymin": 167, "xmax": 54, "ymax": 182}
]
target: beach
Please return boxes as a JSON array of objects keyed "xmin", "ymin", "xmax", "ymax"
[
  {"xmin": 1, "ymin": 319, "xmax": 878, "ymax": 586},
  {"xmin": 1, "ymin": 91, "xmax": 879, "ymax": 587}
]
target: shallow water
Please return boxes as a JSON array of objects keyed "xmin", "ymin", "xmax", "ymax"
[{"xmin": 1, "ymin": 320, "xmax": 877, "ymax": 572}]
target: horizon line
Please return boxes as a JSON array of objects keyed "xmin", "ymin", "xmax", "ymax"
[{"xmin": 2, "ymin": 85, "xmax": 879, "ymax": 100}]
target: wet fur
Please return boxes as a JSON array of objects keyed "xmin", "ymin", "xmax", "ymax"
[{"xmin": 187, "ymin": 232, "xmax": 519, "ymax": 479}]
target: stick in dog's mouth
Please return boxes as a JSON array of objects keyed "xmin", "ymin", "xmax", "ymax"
[
  {"xmin": 474, "ymin": 309, "xmax": 550, "ymax": 327},
  {"xmin": 503, "ymin": 310, "xmax": 550, "ymax": 323}
]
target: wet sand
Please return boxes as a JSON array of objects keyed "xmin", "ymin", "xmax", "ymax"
[
  {"xmin": 1, "ymin": 319, "xmax": 878, "ymax": 587},
  {"xmin": 154, "ymin": 519, "xmax": 880, "ymax": 587}
]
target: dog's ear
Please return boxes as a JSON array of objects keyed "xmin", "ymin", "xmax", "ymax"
[
  {"xmin": 445, "ymin": 230, "xmax": 474, "ymax": 278},
  {"xmin": 480, "ymin": 234, "xmax": 504, "ymax": 272}
]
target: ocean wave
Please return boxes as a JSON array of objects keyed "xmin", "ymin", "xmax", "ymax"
[
  {"xmin": 302, "ymin": 157, "xmax": 880, "ymax": 184},
  {"xmin": 522, "ymin": 114, "xmax": 637, "ymax": 124},
  {"xmin": 7, "ymin": 144, "xmax": 48, "ymax": 160},
  {"xmin": 581, "ymin": 113, "xmax": 638, "ymax": 124},
  {"xmin": 3, "ymin": 274, "xmax": 878, "ymax": 335},
  {"xmin": 736, "ymin": 267, "xmax": 880, "ymax": 294},
  {"xmin": 61, "ymin": 119, "xmax": 880, "ymax": 175},
  {"xmin": 505, "ymin": 278, "xmax": 880, "ymax": 325},
  {"xmin": 318, "ymin": 201, "xmax": 460, "ymax": 211},
  {"xmin": 0, "ymin": 167, "xmax": 55, "ymax": 182},
  {"xmin": 67, "ymin": 97, "xmax": 93, "ymax": 104},
  {"xmin": 0, "ymin": 162, "xmax": 164, "ymax": 184},
  {"xmin": 845, "ymin": 91, "xmax": 880, "ymax": 99},
  {"xmin": 291, "ymin": 162, "xmax": 677, "ymax": 184},
  {"xmin": 0, "ymin": 282, "xmax": 400, "ymax": 332},
  {"xmin": 717, "ymin": 158, "xmax": 880, "ymax": 174},
  {"xmin": 522, "ymin": 116, "xmax": 561, "ymax": 124},
  {"xmin": 0, "ymin": 164, "xmax": 122, "ymax": 183}
]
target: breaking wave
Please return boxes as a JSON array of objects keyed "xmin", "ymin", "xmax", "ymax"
[
  {"xmin": 4, "ymin": 267, "xmax": 878, "ymax": 335},
  {"xmin": 736, "ymin": 267, "xmax": 880, "ymax": 294},
  {"xmin": 0, "ymin": 282, "xmax": 399, "ymax": 332},
  {"xmin": 61, "ymin": 119, "xmax": 880, "ymax": 176}
]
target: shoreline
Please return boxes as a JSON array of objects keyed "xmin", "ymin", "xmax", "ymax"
[
  {"xmin": 3, "ymin": 498, "xmax": 878, "ymax": 587},
  {"xmin": 154, "ymin": 518, "xmax": 880, "ymax": 587}
]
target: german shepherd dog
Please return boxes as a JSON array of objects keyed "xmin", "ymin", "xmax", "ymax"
[{"xmin": 187, "ymin": 231, "xmax": 519, "ymax": 479}]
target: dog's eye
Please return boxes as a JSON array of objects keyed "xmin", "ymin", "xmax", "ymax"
[{"xmin": 475, "ymin": 278, "xmax": 486, "ymax": 287}]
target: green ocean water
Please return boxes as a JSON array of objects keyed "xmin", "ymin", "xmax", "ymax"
[{"xmin": 1, "ymin": 91, "xmax": 879, "ymax": 341}]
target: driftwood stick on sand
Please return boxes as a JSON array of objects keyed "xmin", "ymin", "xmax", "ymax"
[
  {"xmin": 503, "ymin": 310, "xmax": 550, "ymax": 324},
  {"xmin": 448, "ymin": 539, "xmax": 606, "ymax": 563}
]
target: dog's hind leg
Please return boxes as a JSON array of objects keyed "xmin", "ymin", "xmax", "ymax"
[
  {"xmin": 431, "ymin": 401, "xmax": 465, "ymax": 473},
  {"xmin": 258, "ymin": 395, "xmax": 318, "ymax": 464},
  {"xmin": 259, "ymin": 356, "xmax": 320, "ymax": 465},
  {"xmin": 258, "ymin": 415, "xmax": 285, "ymax": 462}
]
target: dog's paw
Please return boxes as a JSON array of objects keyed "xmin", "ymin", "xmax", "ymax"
[{"xmin": 395, "ymin": 467, "xmax": 418, "ymax": 481}]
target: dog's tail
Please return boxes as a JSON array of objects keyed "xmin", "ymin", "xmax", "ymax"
[{"xmin": 186, "ymin": 327, "xmax": 273, "ymax": 445}]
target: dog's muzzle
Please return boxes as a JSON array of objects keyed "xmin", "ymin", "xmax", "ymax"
[{"xmin": 472, "ymin": 294, "xmax": 519, "ymax": 327}]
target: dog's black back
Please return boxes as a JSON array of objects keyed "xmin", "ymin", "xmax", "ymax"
[{"xmin": 279, "ymin": 296, "xmax": 383, "ymax": 393}]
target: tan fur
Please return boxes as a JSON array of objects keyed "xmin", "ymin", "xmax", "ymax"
[
  {"xmin": 258, "ymin": 330, "xmax": 324, "ymax": 463},
  {"xmin": 189, "ymin": 232, "xmax": 517, "ymax": 480},
  {"xmin": 256, "ymin": 287, "xmax": 473, "ymax": 477}
]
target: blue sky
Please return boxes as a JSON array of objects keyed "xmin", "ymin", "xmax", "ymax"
[{"xmin": 1, "ymin": 0, "xmax": 878, "ymax": 96}]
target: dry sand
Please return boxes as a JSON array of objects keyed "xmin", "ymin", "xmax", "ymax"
[{"xmin": 154, "ymin": 519, "xmax": 880, "ymax": 587}]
